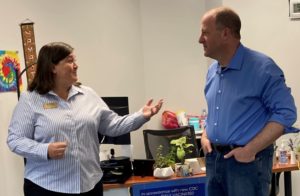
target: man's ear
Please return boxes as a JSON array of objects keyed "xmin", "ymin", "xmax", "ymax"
[
  {"xmin": 221, "ymin": 27, "xmax": 233, "ymax": 41},
  {"xmin": 222, "ymin": 27, "xmax": 230, "ymax": 38}
]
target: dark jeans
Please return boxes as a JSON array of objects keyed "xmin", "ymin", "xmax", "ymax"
[
  {"xmin": 24, "ymin": 179, "xmax": 103, "ymax": 196},
  {"xmin": 205, "ymin": 145, "xmax": 273, "ymax": 196}
]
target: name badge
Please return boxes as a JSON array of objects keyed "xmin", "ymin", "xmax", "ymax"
[{"xmin": 43, "ymin": 102, "xmax": 58, "ymax": 109}]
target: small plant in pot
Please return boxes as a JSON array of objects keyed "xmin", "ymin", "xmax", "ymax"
[
  {"xmin": 153, "ymin": 145, "xmax": 175, "ymax": 179},
  {"xmin": 286, "ymin": 136, "xmax": 300, "ymax": 163},
  {"xmin": 170, "ymin": 136, "xmax": 194, "ymax": 176},
  {"xmin": 170, "ymin": 136, "xmax": 194, "ymax": 164}
]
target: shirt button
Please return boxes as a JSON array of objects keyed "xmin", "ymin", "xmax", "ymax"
[
  {"xmin": 215, "ymin": 139, "xmax": 219, "ymax": 142},
  {"xmin": 214, "ymin": 123, "xmax": 217, "ymax": 126},
  {"xmin": 216, "ymin": 106, "xmax": 219, "ymax": 110},
  {"xmin": 218, "ymin": 90, "xmax": 221, "ymax": 93}
]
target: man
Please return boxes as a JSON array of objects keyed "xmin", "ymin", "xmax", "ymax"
[{"xmin": 199, "ymin": 7, "xmax": 297, "ymax": 196}]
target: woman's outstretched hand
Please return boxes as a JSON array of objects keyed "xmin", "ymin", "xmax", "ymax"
[{"xmin": 142, "ymin": 99, "xmax": 163, "ymax": 119}]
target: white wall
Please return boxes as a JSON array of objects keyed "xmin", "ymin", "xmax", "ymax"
[
  {"xmin": 1, "ymin": 0, "xmax": 299, "ymax": 195},
  {"xmin": 140, "ymin": 0, "xmax": 207, "ymax": 128}
]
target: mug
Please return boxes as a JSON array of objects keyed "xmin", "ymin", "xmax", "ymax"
[{"xmin": 175, "ymin": 163, "xmax": 190, "ymax": 177}]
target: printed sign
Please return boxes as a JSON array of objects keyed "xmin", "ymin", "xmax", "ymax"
[{"xmin": 131, "ymin": 177, "xmax": 206, "ymax": 196}]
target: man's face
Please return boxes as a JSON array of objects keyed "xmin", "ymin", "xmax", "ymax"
[{"xmin": 199, "ymin": 15, "xmax": 223, "ymax": 60}]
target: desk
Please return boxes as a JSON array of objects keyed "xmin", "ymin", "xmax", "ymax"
[
  {"xmin": 270, "ymin": 162, "xmax": 299, "ymax": 196},
  {"xmin": 103, "ymin": 173, "xmax": 206, "ymax": 190},
  {"xmin": 104, "ymin": 162, "xmax": 299, "ymax": 196}
]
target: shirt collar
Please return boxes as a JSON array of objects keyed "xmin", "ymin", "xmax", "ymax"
[
  {"xmin": 218, "ymin": 43, "xmax": 245, "ymax": 71},
  {"xmin": 69, "ymin": 85, "xmax": 83, "ymax": 97},
  {"xmin": 48, "ymin": 85, "xmax": 84, "ymax": 100}
]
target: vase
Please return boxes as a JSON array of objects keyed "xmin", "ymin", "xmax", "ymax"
[
  {"xmin": 174, "ymin": 163, "xmax": 190, "ymax": 177},
  {"xmin": 153, "ymin": 166, "xmax": 174, "ymax": 179},
  {"xmin": 290, "ymin": 151, "xmax": 296, "ymax": 164}
]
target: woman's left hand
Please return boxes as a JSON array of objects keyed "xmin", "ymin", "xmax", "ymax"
[{"xmin": 142, "ymin": 99, "xmax": 163, "ymax": 119}]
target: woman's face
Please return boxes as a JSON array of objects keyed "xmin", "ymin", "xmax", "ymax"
[{"xmin": 53, "ymin": 52, "xmax": 78, "ymax": 88}]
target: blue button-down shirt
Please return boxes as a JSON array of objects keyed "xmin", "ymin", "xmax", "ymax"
[
  {"xmin": 204, "ymin": 44, "xmax": 297, "ymax": 145},
  {"xmin": 7, "ymin": 85, "xmax": 148, "ymax": 193}
]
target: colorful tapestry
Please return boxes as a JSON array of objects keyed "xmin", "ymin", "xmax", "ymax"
[{"xmin": 0, "ymin": 50, "xmax": 22, "ymax": 92}]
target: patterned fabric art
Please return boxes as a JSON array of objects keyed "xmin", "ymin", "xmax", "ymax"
[{"xmin": 0, "ymin": 50, "xmax": 22, "ymax": 92}]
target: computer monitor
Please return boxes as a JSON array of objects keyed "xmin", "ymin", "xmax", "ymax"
[{"xmin": 99, "ymin": 96, "xmax": 131, "ymax": 144}]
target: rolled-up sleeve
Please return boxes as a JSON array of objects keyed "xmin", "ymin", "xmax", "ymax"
[{"xmin": 261, "ymin": 63, "xmax": 297, "ymax": 133}]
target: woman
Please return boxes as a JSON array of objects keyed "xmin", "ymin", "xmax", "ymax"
[{"xmin": 7, "ymin": 42, "xmax": 163, "ymax": 196}]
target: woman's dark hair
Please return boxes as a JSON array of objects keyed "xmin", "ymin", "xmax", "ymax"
[
  {"xmin": 215, "ymin": 7, "xmax": 241, "ymax": 39},
  {"xmin": 28, "ymin": 42, "xmax": 74, "ymax": 94}
]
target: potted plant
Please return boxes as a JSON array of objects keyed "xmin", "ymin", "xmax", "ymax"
[
  {"xmin": 153, "ymin": 145, "xmax": 175, "ymax": 178},
  {"xmin": 170, "ymin": 136, "xmax": 194, "ymax": 176},
  {"xmin": 285, "ymin": 135, "xmax": 300, "ymax": 163},
  {"xmin": 170, "ymin": 136, "xmax": 194, "ymax": 164},
  {"xmin": 287, "ymin": 138, "xmax": 297, "ymax": 164}
]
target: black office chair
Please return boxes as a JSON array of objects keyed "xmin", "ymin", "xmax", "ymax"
[{"xmin": 143, "ymin": 126, "xmax": 199, "ymax": 160}]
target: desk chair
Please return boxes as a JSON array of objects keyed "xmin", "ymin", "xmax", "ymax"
[{"xmin": 143, "ymin": 126, "xmax": 199, "ymax": 160}]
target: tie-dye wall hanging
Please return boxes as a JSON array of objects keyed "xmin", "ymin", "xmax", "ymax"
[{"xmin": 0, "ymin": 50, "xmax": 22, "ymax": 92}]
